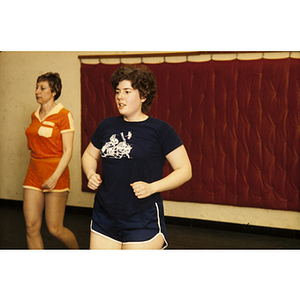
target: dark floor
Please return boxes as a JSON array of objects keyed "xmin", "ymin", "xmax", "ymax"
[{"xmin": 1, "ymin": 199, "xmax": 300, "ymax": 250}]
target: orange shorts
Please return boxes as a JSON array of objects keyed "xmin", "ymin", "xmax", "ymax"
[{"xmin": 23, "ymin": 157, "xmax": 70, "ymax": 193}]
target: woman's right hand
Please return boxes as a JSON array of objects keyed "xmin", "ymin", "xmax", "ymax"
[{"xmin": 87, "ymin": 173, "xmax": 102, "ymax": 190}]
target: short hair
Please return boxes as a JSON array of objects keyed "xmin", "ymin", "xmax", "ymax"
[
  {"xmin": 37, "ymin": 72, "xmax": 62, "ymax": 100},
  {"xmin": 111, "ymin": 65, "xmax": 157, "ymax": 113}
]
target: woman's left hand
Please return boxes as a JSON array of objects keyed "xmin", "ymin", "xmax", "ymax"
[
  {"xmin": 42, "ymin": 176, "xmax": 58, "ymax": 191},
  {"xmin": 130, "ymin": 181, "xmax": 154, "ymax": 199}
]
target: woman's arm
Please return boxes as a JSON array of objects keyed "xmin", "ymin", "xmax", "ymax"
[
  {"xmin": 81, "ymin": 142, "xmax": 102, "ymax": 190},
  {"xmin": 131, "ymin": 145, "xmax": 192, "ymax": 199},
  {"xmin": 41, "ymin": 131, "xmax": 74, "ymax": 190}
]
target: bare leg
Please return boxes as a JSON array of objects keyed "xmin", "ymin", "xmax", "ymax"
[
  {"xmin": 23, "ymin": 188, "xmax": 45, "ymax": 249},
  {"xmin": 90, "ymin": 231, "xmax": 122, "ymax": 250},
  {"xmin": 122, "ymin": 233, "xmax": 165, "ymax": 250},
  {"xmin": 44, "ymin": 192, "xmax": 79, "ymax": 249}
]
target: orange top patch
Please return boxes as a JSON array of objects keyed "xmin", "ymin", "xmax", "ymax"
[{"xmin": 26, "ymin": 103, "xmax": 74, "ymax": 159}]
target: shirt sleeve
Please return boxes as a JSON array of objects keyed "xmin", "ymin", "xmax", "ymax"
[
  {"xmin": 161, "ymin": 125, "xmax": 183, "ymax": 156},
  {"xmin": 91, "ymin": 120, "xmax": 104, "ymax": 150},
  {"xmin": 60, "ymin": 111, "xmax": 75, "ymax": 133}
]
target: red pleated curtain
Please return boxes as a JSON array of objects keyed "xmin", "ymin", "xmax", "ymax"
[{"xmin": 81, "ymin": 58, "xmax": 300, "ymax": 212}]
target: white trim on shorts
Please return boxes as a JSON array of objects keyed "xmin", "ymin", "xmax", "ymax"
[
  {"xmin": 90, "ymin": 220, "xmax": 122, "ymax": 244},
  {"xmin": 23, "ymin": 185, "xmax": 70, "ymax": 193},
  {"xmin": 90, "ymin": 202, "xmax": 168, "ymax": 249}
]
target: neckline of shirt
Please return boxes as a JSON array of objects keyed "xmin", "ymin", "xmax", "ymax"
[
  {"xmin": 35, "ymin": 103, "xmax": 64, "ymax": 122},
  {"xmin": 121, "ymin": 115, "xmax": 151, "ymax": 124}
]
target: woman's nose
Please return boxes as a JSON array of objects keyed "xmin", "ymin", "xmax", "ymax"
[{"xmin": 117, "ymin": 91, "xmax": 124, "ymax": 99}]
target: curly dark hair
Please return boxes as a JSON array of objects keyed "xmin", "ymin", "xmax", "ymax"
[
  {"xmin": 37, "ymin": 72, "xmax": 62, "ymax": 101},
  {"xmin": 111, "ymin": 65, "xmax": 157, "ymax": 113}
]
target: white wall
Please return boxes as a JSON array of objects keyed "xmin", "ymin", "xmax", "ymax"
[{"xmin": 0, "ymin": 51, "xmax": 299, "ymax": 230}]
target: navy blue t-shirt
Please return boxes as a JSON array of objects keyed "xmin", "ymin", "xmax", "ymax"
[{"xmin": 91, "ymin": 116, "xmax": 183, "ymax": 219}]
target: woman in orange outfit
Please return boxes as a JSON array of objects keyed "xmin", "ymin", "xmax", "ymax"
[{"xmin": 23, "ymin": 72, "xmax": 79, "ymax": 249}]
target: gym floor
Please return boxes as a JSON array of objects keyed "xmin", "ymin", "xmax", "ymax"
[{"xmin": 1, "ymin": 199, "xmax": 300, "ymax": 250}]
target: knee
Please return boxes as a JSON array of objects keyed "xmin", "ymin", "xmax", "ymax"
[
  {"xmin": 25, "ymin": 222, "xmax": 41, "ymax": 237},
  {"xmin": 47, "ymin": 224, "xmax": 63, "ymax": 238}
]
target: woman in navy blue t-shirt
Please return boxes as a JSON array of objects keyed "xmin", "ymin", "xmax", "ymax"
[{"xmin": 82, "ymin": 65, "xmax": 192, "ymax": 249}]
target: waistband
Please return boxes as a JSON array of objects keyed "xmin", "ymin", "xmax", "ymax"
[{"xmin": 30, "ymin": 156, "xmax": 61, "ymax": 163}]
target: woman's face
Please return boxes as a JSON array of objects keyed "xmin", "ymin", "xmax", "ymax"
[
  {"xmin": 35, "ymin": 81, "xmax": 55, "ymax": 105},
  {"xmin": 115, "ymin": 80, "xmax": 146, "ymax": 121}
]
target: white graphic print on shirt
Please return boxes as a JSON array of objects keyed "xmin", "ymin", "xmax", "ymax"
[{"xmin": 101, "ymin": 132, "xmax": 133, "ymax": 159}]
